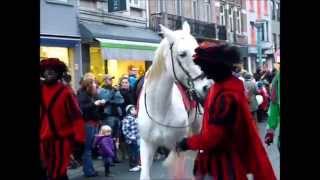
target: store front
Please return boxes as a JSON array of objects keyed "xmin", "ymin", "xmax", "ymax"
[
  {"xmin": 79, "ymin": 22, "xmax": 161, "ymax": 85},
  {"xmin": 40, "ymin": 35, "xmax": 82, "ymax": 90}
]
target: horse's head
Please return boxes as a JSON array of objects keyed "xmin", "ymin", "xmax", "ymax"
[{"xmin": 159, "ymin": 22, "xmax": 213, "ymax": 101}]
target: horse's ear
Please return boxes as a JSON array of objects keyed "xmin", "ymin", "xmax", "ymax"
[
  {"xmin": 182, "ymin": 21, "xmax": 190, "ymax": 34},
  {"xmin": 160, "ymin": 24, "xmax": 175, "ymax": 44}
]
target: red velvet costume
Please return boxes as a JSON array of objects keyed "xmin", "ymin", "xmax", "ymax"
[
  {"xmin": 40, "ymin": 79, "xmax": 85, "ymax": 178},
  {"xmin": 185, "ymin": 76, "xmax": 276, "ymax": 180}
]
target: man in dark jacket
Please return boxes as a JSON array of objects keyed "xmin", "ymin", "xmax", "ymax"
[
  {"xmin": 99, "ymin": 74, "xmax": 124, "ymax": 163},
  {"xmin": 176, "ymin": 42, "xmax": 276, "ymax": 180},
  {"xmin": 77, "ymin": 73, "xmax": 104, "ymax": 177}
]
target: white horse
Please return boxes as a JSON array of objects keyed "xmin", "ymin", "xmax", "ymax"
[{"xmin": 137, "ymin": 22, "xmax": 213, "ymax": 180}]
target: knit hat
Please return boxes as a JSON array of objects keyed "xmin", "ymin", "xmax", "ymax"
[{"xmin": 126, "ymin": 104, "xmax": 135, "ymax": 114}]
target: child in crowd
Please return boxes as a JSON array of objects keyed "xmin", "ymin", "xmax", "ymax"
[
  {"xmin": 122, "ymin": 105, "xmax": 141, "ymax": 172},
  {"xmin": 93, "ymin": 125, "xmax": 115, "ymax": 177}
]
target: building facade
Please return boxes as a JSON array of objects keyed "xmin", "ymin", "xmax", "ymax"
[
  {"xmin": 40, "ymin": 0, "xmax": 83, "ymax": 89},
  {"xmin": 149, "ymin": 0, "xmax": 227, "ymax": 43},
  {"xmin": 245, "ymin": 0, "xmax": 274, "ymax": 74},
  {"xmin": 271, "ymin": 0, "xmax": 280, "ymax": 55},
  {"xmin": 214, "ymin": 0, "xmax": 249, "ymax": 71},
  {"xmin": 78, "ymin": 0, "xmax": 161, "ymax": 83}
]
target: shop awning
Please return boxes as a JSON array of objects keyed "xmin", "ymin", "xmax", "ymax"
[
  {"xmin": 40, "ymin": 35, "xmax": 80, "ymax": 47},
  {"xmin": 79, "ymin": 22, "xmax": 161, "ymax": 60},
  {"xmin": 96, "ymin": 38, "xmax": 159, "ymax": 60}
]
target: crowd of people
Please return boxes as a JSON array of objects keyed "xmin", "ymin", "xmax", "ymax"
[
  {"xmin": 40, "ymin": 43, "xmax": 280, "ymax": 179},
  {"xmin": 40, "ymin": 58, "xmax": 146, "ymax": 179}
]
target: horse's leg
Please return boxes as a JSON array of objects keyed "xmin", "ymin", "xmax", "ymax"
[{"xmin": 140, "ymin": 138, "xmax": 156, "ymax": 180}]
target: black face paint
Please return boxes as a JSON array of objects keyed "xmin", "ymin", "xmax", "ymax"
[{"xmin": 43, "ymin": 69, "xmax": 58, "ymax": 85}]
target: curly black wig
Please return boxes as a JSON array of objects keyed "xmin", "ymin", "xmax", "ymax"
[{"xmin": 40, "ymin": 58, "xmax": 68, "ymax": 79}]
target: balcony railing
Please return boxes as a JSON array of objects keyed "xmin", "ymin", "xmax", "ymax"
[{"xmin": 150, "ymin": 13, "xmax": 227, "ymax": 40}]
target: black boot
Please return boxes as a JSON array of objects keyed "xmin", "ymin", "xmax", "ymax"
[{"xmin": 105, "ymin": 166, "xmax": 114, "ymax": 177}]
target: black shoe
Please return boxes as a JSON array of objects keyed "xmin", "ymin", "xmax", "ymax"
[
  {"xmin": 113, "ymin": 159, "xmax": 121, "ymax": 163},
  {"xmin": 105, "ymin": 172, "xmax": 114, "ymax": 177},
  {"xmin": 110, "ymin": 163, "xmax": 115, "ymax": 167}
]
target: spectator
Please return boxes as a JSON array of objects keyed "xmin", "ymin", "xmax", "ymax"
[
  {"xmin": 118, "ymin": 76, "xmax": 136, "ymax": 161},
  {"xmin": 265, "ymin": 60, "xmax": 281, "ymax": 151},
  {"xmin": 244, "ymin": 72, "xmax": 259, "ymax": 122},
  {"xmin": 256, "ymin": 81, "xmax": 270, "ymax": 122},
  {"xmin": 93, "ymin": 125, "xmax": 116, "ymax": 177},
  {"xmin": 122, "ymin": 105, "xmax": 141, "ymax": 172},
  {"xmin": 99, "ymin": 74, "xmax": 124, "ymax": 163},
  {"xmin": 77, "ymin": 73, "xmax": 105, "ymax": 177}
]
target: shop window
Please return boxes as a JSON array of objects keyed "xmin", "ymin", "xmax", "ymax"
[
  {"xmin": 89, "ymin": 47, "xmax": 105, "ymax": 83},
  {"xmin": 105, "ymin": 59, "xmax": 147, "ymax": 86},
  {"xmin": 40, "ymin": 46, "xmax": 75, "ymax": 88}
]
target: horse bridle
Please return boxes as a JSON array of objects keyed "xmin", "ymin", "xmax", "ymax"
[
  {"xmin": 143, "ymin": 42, "xmax": 204, "ymax": 129},
  {"xmin": 169, "ymin": 43, "xmax": 205, "ymax": 102}
]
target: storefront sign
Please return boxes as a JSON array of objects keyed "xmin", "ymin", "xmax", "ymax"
[{"xmin": 108, "ymin": 0, "xmax": 126, "ymax": 12}]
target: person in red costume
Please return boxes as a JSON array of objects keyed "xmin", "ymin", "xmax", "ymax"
[
  {"xmin": 176, "ymin": 42, "xmax": 276, "ymax": 180},
  {"xmin": 40, "ymin": 58, "xmax": 85, "ymax": 180}
]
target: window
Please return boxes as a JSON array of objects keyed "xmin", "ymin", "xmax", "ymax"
[
  {"xmin": 273, "ymin": 33, "xmax": 277, "ymax": 50},
  {"xmin": 205, "ymin": 4, "xmax": 211, "ymax": 22},
  {"xmin": 260, "ymin": 23, "xmax": 265, "ymax": 41},
  {"xmin": 277, "ymin": 2, "xmax": 280, "ymax": 21},
  {"xmin": 193, "ymin": 1, "xmax": 198, "ymax": 19},
  {"xmin": 266, "ymin": 21, "xmax": 269, "ymax": 41},
  {"xmin": 176, "ymin": 0, "xmax": 182, "ymax": 16},
  {"xmin": 229, "ymin": 7, "xmax": 234, "ymax": 32},
  {"xmin": 271, "ymin": 0, "xmax": 276, "ymax": 20},
  {"xmin": 236, "ymin": 9, "xmax": 241, "ymax": 34},
  {"xmin": 158, "ymin": 0, "xmax": 166, "ymax": 12},
  {"xmin": 220, "ymin": 4, "xmax": 225, "ymax": 25},
  {"xmin": 131, "ymin": 0, "xmax": 139, "ymax": 8}
]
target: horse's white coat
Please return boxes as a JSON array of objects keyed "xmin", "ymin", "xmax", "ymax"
[{"xmin": 138, "ymin": 22, "xmax": 212, "ymax": 180}]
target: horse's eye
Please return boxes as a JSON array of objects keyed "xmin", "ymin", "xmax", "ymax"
[{"xmin": 179, "ymin": 51, "xmax": 187, "ymax": 58}]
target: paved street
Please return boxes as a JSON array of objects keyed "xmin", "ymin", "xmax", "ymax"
[{"xmin": 68, "ymin": 122, "xmax": 280, "ymax": 180}]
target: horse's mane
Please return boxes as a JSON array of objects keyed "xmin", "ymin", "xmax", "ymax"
[{"xmin": 147, "ymin": 39, "xmax": 168, "ymax": 83}]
